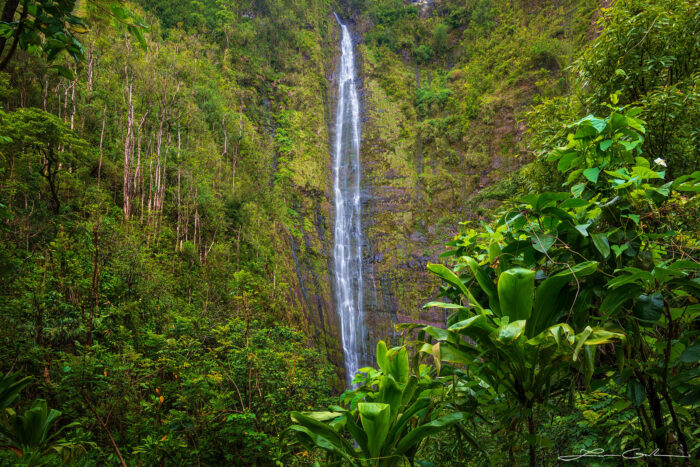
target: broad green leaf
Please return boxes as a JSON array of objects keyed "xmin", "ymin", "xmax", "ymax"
[
  {"xmin": 301, "ymin": 412, "xmax": 342, "ymax": 422},
  {"xmin": 679, "ymin": 342, "xmax": 699, "ymax": 364},
  {"xmin": 376, "ymin": 341, "xmax": 389, "ymax": 374},
  {"xmin": 344, "ymin": 411, "xmax": 369, "ymax": 458},
  {"xmin": 528, "ymin": 261, "xmax": 598, "ymax": 337},
  {"xmin": 52, "ymin": 65, "xmax": 75, "ymax": 80},
  {"xmin": 493, "ymin": 320, "xmax": 526, "ymax": 345},
  {"xmin": 599, "ymin": 285, "xmax": 641, "ymax": 318},
  {"xmin": 289, "ymin": 411, "xmax": 356, "ymax": 459},
  {"xmin": 0, "ymin": 373, "xmax": 32, "ymax": 410},
  {"xmin": 534, "ymin": 192, "xmax": 571, "ymax": 210},
  {"xmin": 577, "ymin": 115, "xmax": 607, "ymax": 133},
  {"xmin": 465, "ymin": 256, "xmax": 500, "ymax": 316},
  {"xmin": 394, "ymin": 412, "xmax": 467, "ymax": 456},
  {"xmin": 527, "ymin": 323, "xmax": 575, "ymax": 349},
  {"xmin": 599, "ymin": 139, "xmax": 613, "ymax": 151},
  {"xmin": 488, "ymin": 241, "xmax": 501, "ymax": 263},
  {"xmin": 498, "ymin": 268, "xmax": 535, "ymax": 321},
  {"xmin": 607, "ymin": 267, "xmax": 652, "ymax": 288},
  {"xmin": 605, "ymin": 170, "xmax": 630, "ymax": 180},
  {"xmin": 448, "ymin": 315, "xmax": 497, "ymax": 338},
  {"xmin": 591, "ymin": 233, "xmax": 610, "ymax": 258},
  {"xmin": 558, "ymin": 152, "xmax": 580, "ymax": 171},
  {"xmin": 572, "ymin": 326, "xmax": 592, "ymax": 361},
  {"xmin": 633, "ymin": 293, "xmax": 664, "ymax": 325},
  {"xmin": 384, "ymin": 397, "xmax": 431, "ymax": 451},
  {"xmin": 427, "ymin": 263, "xmax": 484, "ymax": 312},
  {"xmin": 567, "ymin": 169, "xmax": 584, "ymax": 185},
  {"xmin": 583, "ymin": 168, "xmax": 600, "ymax": 183},
  {"xmin": 611, "ymin": 244, "xmax": 629, "ymax": 258},
  {"xmin": 635, "ymin": 157, "xmax": 650, "ymax": 169},
  {"xmin": 531, "ymin": 234, "xmax": 556, "ymax": 253},
  {"xmin": 542, "ymin": 207, "xmax": 574, "ymax": 221},
  {"xmin": 386, "ymin": 347, "xmax": 409, "ymax": 384},
  {"xmin": 547, "ymin": 147, "xmax": 570, "ymax": 162},
  {"xmin": 434, "ymin": 342, "xmax": 476, "ymax": 366},
  {"xmin": 583, "ymin": 328, "xmax": 625, "ymax": 345},
  {"xmin": 626, "ymin": 380, "xmax": 646, "ymax": 407},
  {"xmin": 401, "ymin": 376, "xmax": 418, "ymax": 406},
  {"xmin": 378, "ymin": 375, "xmax": 403, "ymax": 422},
  {"xmin": 559, "ymin": 198, "xmax": 589, "ymax": 209},
  {"xmin": 571, "ymin": 183, "xmax": 585, "ymax": 197},
  {"xmin": 574, "ymin": 123, "xmax": 599, "ymax": 140},
  {"xmin": 575, "ymin": 224, "xmax": 591, "ymax": 237},
  {"xmin": 423, "ymin": 301, "xmax": 466, "ymax": 310},
  {"xmin": 630, "ymin": 166, "xmax": 662, "ymax": 180},
  {"xmin": 286, "ymin": 425, "xmax": 357, "ymax": 464},
  {"xmin": 423, "ymin": 326, "xmax": 450, "ymax": 342},
  {"xmin": 358, "ymin": 403, "xmax": 391, "ymax": 458}
]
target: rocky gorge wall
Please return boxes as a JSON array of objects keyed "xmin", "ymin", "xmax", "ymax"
[
  {"xmin": 283, "ymin": 0, "xmax": 603, "ymax": 381},
  {"xmin": 348, "ymin": 0, "xmax": 602, "ymax": 357}
]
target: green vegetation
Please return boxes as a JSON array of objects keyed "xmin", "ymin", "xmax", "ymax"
[
  {"xmin": 355, "ymin": 0, "xmax": 603, "ymax": 326},
  {"xmin": 288, "ymin": 0, "xmax": 699, "ymax": 465},
  {"xmin": 285, "ymin": 341, "xmax": 465, "ymax": 466},
  {"xmin": 1, "ymin": 0, "xmax": 339, "ymax": 464},
  {"xmin": 0, "ymin": 0, "xmax": 698, "ymax": 465}
]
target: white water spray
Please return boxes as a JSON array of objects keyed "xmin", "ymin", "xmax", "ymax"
[{"xmin": 332, "ymin": 14, "xmax": 364, "ymax": 385}]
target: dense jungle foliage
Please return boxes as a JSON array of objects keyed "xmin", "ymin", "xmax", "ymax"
[{"xmin": 0, "ymin": 0, "xmax": 698, "ymax": 465}]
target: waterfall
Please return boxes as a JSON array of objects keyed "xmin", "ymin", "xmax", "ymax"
[{"xmin": 332, "ymin": 14, "xmax": 364, "ymax": 386}]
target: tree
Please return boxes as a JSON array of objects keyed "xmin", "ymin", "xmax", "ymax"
[
  {"xmin": 0, "ymin": 107, "xmax": 90, "ymax": 214},
  {"xmin": 0, "ymin": 0, "xmax": 146, "ymax": 73}
]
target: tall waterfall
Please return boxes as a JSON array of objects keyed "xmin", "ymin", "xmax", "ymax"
[{"xmin": 333, "ymin": 15, "xmax": 364, "ymax": 385}]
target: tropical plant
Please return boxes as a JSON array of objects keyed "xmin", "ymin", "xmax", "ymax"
[
  {"xmin": 418, "ymin": 103, "xmax": 698, "ymax": 463},
  {"xmin": 416, "ymin": 261, "xmax": 624, "ymax": 466},
  {"xmin": 546, "ymin": 101, "xmax": 700, "ymax": 458},
  {"xmin": 0, "ymin": 399, "xmax": 85, "ymax": 465},
  {"xmin": 0, "ymin": 372, "xmax": 31, "ymax": 411},
  {"xmin": 285, "ymin": 341, "xmax": 467, "ymax": 466}
]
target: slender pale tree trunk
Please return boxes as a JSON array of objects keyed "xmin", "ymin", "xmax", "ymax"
[
  {"xmin": 69, "ymin": 74, "xmax": 78, "ymax": 130},
  {"xmin": 98, "ymin": 104, "xmax": 106, "ymax": 190},
  {"xmin": 123, "ymin": 72, "xmax": 134, "ymax": 220}
]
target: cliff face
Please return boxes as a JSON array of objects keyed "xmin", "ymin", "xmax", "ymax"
[
  {"xmin": 279, "ymin": 0, "xmax": 603, "ymax": 378},
  {"xmin": 349, "ymin": 0, "xmax": 600, "ymax": 354},
  {"xmin": 273, "ymin": 13, "xmax": 344, "ymax": 376}
]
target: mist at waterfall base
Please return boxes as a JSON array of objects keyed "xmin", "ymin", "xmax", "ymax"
[{"xmin": 332, "ymin": 15, "xmax": 364, "ymax": 386}]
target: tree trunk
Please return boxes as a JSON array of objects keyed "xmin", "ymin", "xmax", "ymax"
[
  {"xmin": 636, "ymin": 370, "xmax": 669, "ymax": 462},
  {"xmin": 0, "ymin": 0, "xmax": 25, "ymax": 71},
  {"xmin": 87, "ymin": 222, "xmax": 100, "ymax": 346},
  {"xmin": 528, "ymin": 413, "xmax": 536, "ymax": 467},
  {"xmin": 98, "ymin": 105, "xmax": 106, "ymax": 189},
  {"xmin": 123, "ymin": 75, "xmax": 134, "ymax": 220}
]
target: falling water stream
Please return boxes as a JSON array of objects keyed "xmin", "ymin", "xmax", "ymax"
[{"xmin": 333, "ymin": 14, "xmax": 364, "ymax": 385}]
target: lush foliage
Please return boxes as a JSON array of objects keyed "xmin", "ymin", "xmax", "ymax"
[
  {"xmin": 1, "ymin": 0, "xmax": 698, "ymax": 465},
  {"xmin": 350, "ymin": 0, "xmax": 602, "ymax": 321},
  {"xmin": 1, "ymin": 0, "xmax": 339, "ymax": 464},
  {"xmin": 286, "ymin": 340, "xmax": 466, "ymax": 466},
  {"xmin": 292, "ymin": 1, "xmax": 699, "ymax": 466}
]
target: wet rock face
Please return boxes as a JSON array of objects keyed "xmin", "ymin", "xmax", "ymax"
[
  {"xmin": 357, "ymin": 89, "xmax": 448, "ymax": 354},
  {"xmin": 322, "ymin": 1, "xmax": 595, "ymax": 376},
  {"xmin": 278, "ymin": 15, "xmax": 348, "ymax": 385}
]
